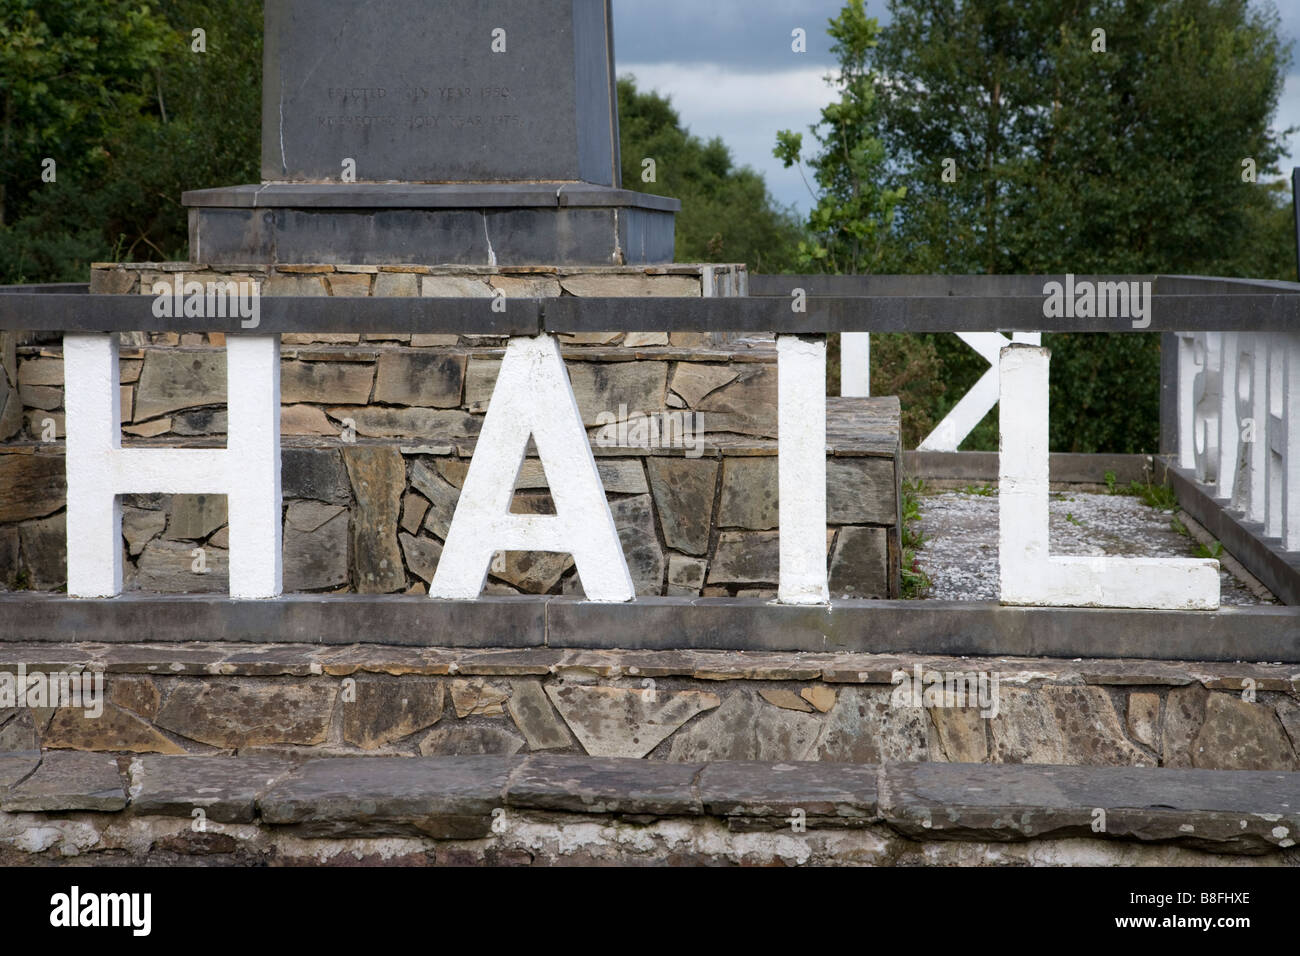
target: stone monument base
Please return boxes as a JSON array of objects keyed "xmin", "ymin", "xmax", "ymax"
[{"xmin": 182, "ymin": 184, "xmax": 679, "ymax": 266}]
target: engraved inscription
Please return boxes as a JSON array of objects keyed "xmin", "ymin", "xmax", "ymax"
[{"xmin": 317, "ymin": 82, "xmax": 520, "ymax": 132}]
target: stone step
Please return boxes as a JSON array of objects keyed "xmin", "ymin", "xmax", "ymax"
[
  {"xmin": 1, "ymin": 752, "xmax": 1295, "ymax": 864},
  {"xmin": 0, "ymin": 643, "xmax": 1297, "ymax": 770}
]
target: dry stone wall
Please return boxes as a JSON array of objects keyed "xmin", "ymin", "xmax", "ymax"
[
  {"xmin": 0, "ymin": 262, "xmax": 902, "ymax": 599},
  {"xmin": 1, "ymin": 644, "xmax": 1296, "ymax": 772}
]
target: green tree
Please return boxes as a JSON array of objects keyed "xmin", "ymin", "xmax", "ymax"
[
  {"xmin": 773, "ymin": 3, "xmax": 905, "ymax": 273},
  {"xmin": 618, "ymin": 76, "xmax": 802, "ymax": 271},
  {"xmin": 787, "ymin": 0, "xmax": 1295, "ymax": 452},
  {"xmin": 0, "ymin": 0, "xmax": 262, "ymax": 282}
]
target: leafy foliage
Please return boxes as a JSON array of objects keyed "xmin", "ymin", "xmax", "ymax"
[
  {"xmin": 780, "ymin": 0, "xmax": 1297, "ymax": 452},
  {"xmin": 0, "ymin": 0, "xmax": 261, "ymax": 282}
]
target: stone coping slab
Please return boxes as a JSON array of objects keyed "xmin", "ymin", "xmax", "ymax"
[
  {"xmin": 3, "ymin": 754, "xmax": 1297, "ymax": 854},
  {"xmin": 0, "ymin": 642, "xmax": 1294, "ymax": 688},
  {"xmin": 183, "ymin": 183, "xmax": 681, "ymax": 212},
  {"xmin": 1, "ymin": 751, "xmax": 125, "ymax": 812},
  {"xmin": 1, "ymin": 595, "xmax": 1297, "ymax": 662},
  {"xmin": 881, "ymin": 762, "xmax": 1298, "ymax": 852},
  {"xmin": 7, "ymin": 290, "xmax": 1300, "ymax": 334}
]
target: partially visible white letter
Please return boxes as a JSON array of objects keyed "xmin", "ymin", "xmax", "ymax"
[{"xmin": 998, "ymin": 344, "xmax": 1218, "ymax": 609}]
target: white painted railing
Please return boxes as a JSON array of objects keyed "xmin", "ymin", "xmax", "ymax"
[{"xmin": 1178, "ymin": 330, "xmax": 1300, "ymax": 550}]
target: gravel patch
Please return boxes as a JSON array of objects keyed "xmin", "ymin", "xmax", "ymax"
[{"xmin": 913, "ymin": 489, "xmax": 1270, "ymax": 606}]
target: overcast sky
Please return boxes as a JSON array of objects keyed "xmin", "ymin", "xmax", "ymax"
[{"xmin": 611, "ymin": 0, "xmax": 1300, "ymax": 217}]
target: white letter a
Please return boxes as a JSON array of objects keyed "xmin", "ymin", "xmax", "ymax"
[{"xmin": 430, "ymin": 335, "xmax": 634, "ymax": 601}]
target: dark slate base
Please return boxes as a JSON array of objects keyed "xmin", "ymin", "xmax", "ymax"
[
  {"xmin": 184, "ymin": 183, "xmax": 678, "ymax": 266},
  {"xmin": 2, "ymin": 594, "xmax": 1297, "ymax": 662},
  {"xmin": 8, "ymin": 754, "xmax": 1299, "ymax": 857}
]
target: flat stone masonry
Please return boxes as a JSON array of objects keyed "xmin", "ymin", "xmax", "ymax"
[
  {"xmin": 1, "ymin": 644, "xmax": 1297, "ymax": 772},
  {"xmin": 0, "ymin": 754, "xmax": 1296, "ymax": 864},
  {"xmin": 1, "ymin": 262, "xmax": 904, "ymax": 600}
]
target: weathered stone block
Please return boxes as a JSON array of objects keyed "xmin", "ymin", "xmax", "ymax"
[
  {"xmin": 828, "ymin": 458, "xmax": 897, "ymax": 526},
  {"xmin": 828, "ymin": 526, "xmax": 889, "ymax": 599},
  {"xmin": 399, "ymin": 532, "xmax": 443, "ymax": 584},
  {"xmin": 373, "ymin": 272, "xmax": 419, "ymax": 297},
  {"xmin": 42, "ymin": 704, "xmax": 186, "ymax": 754},
  {"xmin": 130, "ymin": 755, "xmax": 295, "ymax": 822},
  {"xmin": 1127, "ymin": 692, "xmax": 1160, "ymax": 750},
  {"xmin": 698, "ymin": 365, "xmax": 777, "ymax": 437},
  {"xmin": 122, "ymin": 507, "xmax": 166, "ymax": 557},
  {"xmin": 327, "ymin": 406, "xmax": 479, "ymax": 439},
  {"xmin": 1191, "ymin": 693, "xmax": 1297, "ymax": 770},
  {"xmin": 545, "ymin": 684, "xmax": 720, "ymax": 758},
  {"xmin": 165, "ymin": 493, "xmax": 228, "ymax": 541},
  {"xmin": 669, "ymin": 363, "xmax": 737, "ymax": 407},
  {"xmin": 717, "ymin": 458, "xmax": 778, "ymax": 530},
  {"xmin": 668, "ymin": 690, "xmax": 820, "ymax": 762},
  {"xmin": 813, "ymin": 686, "xmax": 933, "ymax": 762},
  {"xmin": 132, "ymin": 539, "xmax": 228, "ymax": 592},
  {"xmin": 507, "ymin": 680, "xmax": 571, "ymax": 750},
  {"xmin": 0, "ymin": 453, "xmax": 65, "ymax": 523},
  {"xmin": 646, "ymin": 458, "xmax": 718, "ymax": 556},
  {"xmin": 989, "ymin": 687, "xmax": 1146, "ymax": 766},
  {"xmin": 411, "ymin": 461, "xmax": 461, "ymax": 540},
  {"xmin": 282, "ymin": 404, "xmax": 340, "ymax": 436},
  {"xmin": 373, "ymin": 353, "xmax": 466, "ymax": 408},
  {"xmin": 560, "ymin": 274, "xmax": 698, "ymax": 297},
  {"xmin": 666, "ymin": 554, "xmax": 707, "ymax": 596},
  {"xmin": 110, "ymin": 676, "xmax": 161, "ymax": 718},
  {"xmin": 451, "ymin": 679, "xmax": 510, "ymax": 718},
  {"xmin": 153, "ymin": 680, "xmax": 337, "ymax": 748},
  {"xmin": 490, "ymin": 275, "xmax": 562, "ymax": 297},
  {"xmin": 343, "ymin": 446, "xmax": 407, "ymax": 593},
  {"xmin": 342, "ymin": 676, "xmax": 445, "ymax": 750},
  {"xmin": 418, "ymin": 724, "xmax": 524, "ymax": 756},
  {"xmin": 284, "ymin": 501, "xmax": 349, "ymax": 591},
  {"xmin": 170, "ymin": 407, "xmax": 227, "ymax": 435},
  {"xmin": 400, "ymin": 492, "xmax": 430, "ymax": 534},
  {"xmin": 1, "ymin": 751, "xmax": 125, "ymax": 812},
  {"xmin": 505, "ymin": 753, "xmax": 703, "ymax": 815},
  {"xmin": 258, "ymin": 755, "xmax": 514, "ymax": 839},
  {"xmin": 281, "ymin": 361, "xmax": 375, "ymax": 405},
  {"xmin": 610, "ymin": 495, "xmax": 664, "ymax": 594},
  {"xmin": 134, "ymin": 351, "xmax": 226, "ymax": 421},
  {"xmin": 421, "ymin": 276, "xmax": 494, "ymax": 297},
  {"xmin": 281, "ymin": 448, "xmax": 349, "ymax": 502},
  {"xmin": 19, "ymin": 513, "xmax": 66, "ymax": 590},
  {"xmin": 708, "ymin": 531, "xmax": 779, "ymax": 585},
  {"xmin": 325, "ymin": 273, "xmax": 372, "ymax": 296}
]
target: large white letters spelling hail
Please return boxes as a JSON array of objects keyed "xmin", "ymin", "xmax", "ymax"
[
  {"xmin": 998, "ymin": 344, "xmax": 1219, "ymax": 609},
  {"xmin": 429, "ymin": 334, "xmax": 635, "ymax": 602},
  {"xmin": 60, "ymin": 330, "xmax": 1223, "ymax": 610},
  {"xmin": 64, "ymin": 332, "xmax": 282, "ymax": 599}
]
